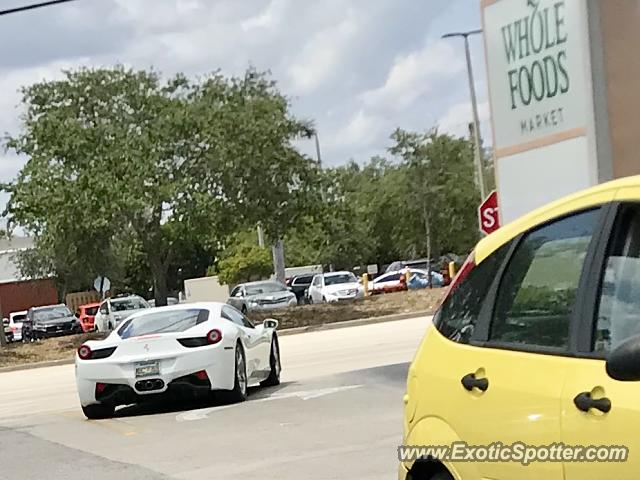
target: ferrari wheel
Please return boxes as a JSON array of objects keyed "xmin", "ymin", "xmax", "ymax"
[
  {"xmin": 222, "ymin": 343, "xmax": 248, "ymax": 403},
  {"xmin": 260, "ymin": 336, "xmax": 281, "ymax": 387}
]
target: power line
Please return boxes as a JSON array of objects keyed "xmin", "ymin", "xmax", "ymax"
[{"xmin": 0, "ymin": 0, "xmax": 78, "ymax": 17}]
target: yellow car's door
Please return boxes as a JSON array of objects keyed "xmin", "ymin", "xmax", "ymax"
[
  {"xmin": 442, "ymin": 207, "xmax": 603, "ymax": 480},
  {"xmin": 561, "ymin": 202, "xmax": 640, "ymax": 479}
]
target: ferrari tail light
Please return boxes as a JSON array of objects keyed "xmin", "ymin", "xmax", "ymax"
[
  {"xmin": 96, "ymin": 382, "xmax": 107, "ymax": 394},
  {"xmin": 77, "ymin": 345, "xmax": 116, "ymax": 360},
  {"xmin": 77, "ymin": 344, "xmax": 92, "ymax": 360},
  {"xmin": 206, "ymin": 329, "xmax": 222, "ymax": 345},
  {"xmin": 440, "ymin": 251, "xmax": 475, "ymax": 306}
]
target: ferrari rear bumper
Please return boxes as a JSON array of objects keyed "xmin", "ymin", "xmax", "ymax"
[
  {"xmin": 95, "ymin": 371, "xmax": 214, "ymax": 406},
  {"xmin": 76, "ymin": 345, "xmax": 235, "ymax": 407}
]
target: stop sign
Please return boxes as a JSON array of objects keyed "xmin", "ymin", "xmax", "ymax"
[{"xmin": 478, "ymin": 190, "xmax": 500, "ymax": 235}]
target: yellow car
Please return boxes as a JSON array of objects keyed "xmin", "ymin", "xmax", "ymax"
[{"xmin": 400, "ymin": 176, "xmax": 640, "ymax": 480}]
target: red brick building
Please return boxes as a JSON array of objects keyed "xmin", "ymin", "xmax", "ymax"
[{"xmin": 0, "ymin": 237, "xmax": 58, "ymax": 318}]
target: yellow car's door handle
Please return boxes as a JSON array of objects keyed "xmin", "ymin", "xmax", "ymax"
[
  {"xmin": 574, "ymin": 391, "xmax": 611, "ymax": 413},
  {"xmin": 461, "ymin": 373, "xmax": 489, "ymax": 392}
]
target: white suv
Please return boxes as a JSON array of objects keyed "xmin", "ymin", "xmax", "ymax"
[
  {"xmin": 94, "ymin": 295, "xmax": 150, "ymax": 332},
  {"xmin": 6, "ymin": 310, "xmax": 27, "ymax": 342}
]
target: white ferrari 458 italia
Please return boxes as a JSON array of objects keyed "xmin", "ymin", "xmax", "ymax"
[{"xmin": 75, "ymin": 302, "xmax": 281, "ymax": 419}]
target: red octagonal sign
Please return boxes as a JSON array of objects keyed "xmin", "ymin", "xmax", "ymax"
[{"xmin": 478, "ymin": 190, "xmax": 500, "ymax": 235}]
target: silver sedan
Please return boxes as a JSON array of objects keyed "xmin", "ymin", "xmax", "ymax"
[{"xmin": 227, "ymin": 281, "xmax": 297, "ymax": 314}]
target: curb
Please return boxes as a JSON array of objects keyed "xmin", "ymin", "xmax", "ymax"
[
  {"xmin": 0, "ymin": 310, "xmax": 434, "ymax": 373},
  {"xmin": 277, "ymin": 310, "xmax": 433, "ymax": 336},
  {"xmin": 0, "ymin": 358, "xmax": 74, "ymax": 374}
]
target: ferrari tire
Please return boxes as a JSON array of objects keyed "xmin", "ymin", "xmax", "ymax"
[
  {"xmin": 260, "ymin": 336, "xmax": 281, "ymax": 387},
  {"xmin": 222, "ymin": 343, "xmax": 248, "ymax": 403},
  {"xmin": 82, "ymin": 403, "xmax": 115, "ymax": 420}
]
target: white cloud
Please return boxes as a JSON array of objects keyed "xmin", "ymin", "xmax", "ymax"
[
  {"xmin": 286, "ymin": 14, "xmax": 359, "ymax": 95},
  {"xmin": 360, "ymin": 40, "xmax": 465, "ymax": 112},
  {"xmin": 0, "ymin": 0, "xmax": 484, "ymax": 175},
  {"xmin": 326, "ymin": 109, "xmax": 385, "ymax": 152},
  {"xmin": 241, "ymin": 0, "xmax": 288, "ymax": 31}
]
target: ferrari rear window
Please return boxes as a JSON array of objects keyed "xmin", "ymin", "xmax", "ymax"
[{"xmin": 118, "ymin": 309, "xmax": 209, "ymax": 339}]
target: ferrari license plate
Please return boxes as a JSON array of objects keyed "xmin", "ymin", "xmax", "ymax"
[{"xmin": 135, "ymin": 361, "xmax": 160, "ymax": 378}]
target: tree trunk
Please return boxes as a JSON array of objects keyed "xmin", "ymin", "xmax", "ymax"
[
  {"xmin": 272, "ymin": 238, "xmax": 286, "ymax": 284},
  {"xmin": 0, "ymin": 299, "xmax": 6, "ymax": 347},
  {"xmin": 150, "ymin": 257, "xmax": 169, "ymax": 307}
]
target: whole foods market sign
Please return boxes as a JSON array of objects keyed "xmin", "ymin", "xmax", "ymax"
[{"xmin": 483, "ymin": 0, "xmax": 589, "ymax": 153}]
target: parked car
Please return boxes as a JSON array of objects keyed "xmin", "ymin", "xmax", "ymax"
[
  {"xmin": 399, "ymin": 177, "xmax": 640, "ymax": 480},
  {"xmin": 22, "ymin": 304, "xmax": 81, "ymax": 341},
  {"xmin": 228, "ymin": 281, "xmax": 297, "ymax": 314},
  {"xmin": 368, "ymin": 269, "xmax": 444, "ymax": 293},
  {"xmin": 77, "ymin": 303, "xmax": 100, "ymax": 333},
  {"xmin": 148, "ymin": 297, "xmax": 179, "ymax": 307},
  {"xmin": 307, "ymin": 272, "xmax": 365, "ymax": 303},
  {"xmin": 286, "ymin": 275, "xmax": 314, "ymax": 304},
  {"xmin": 3, "ymin": 318, "xmax": 13, "ymax": 343},
  {"xmin": 75, "ymin": 302, "xmax": 280, "ymax": 419},
  {"xmin": 94, "ymin": 295, "xmax": 150, "ymax": 332},
  {"xmin": 5, "ymin": 310, "xmax": 27, "ymax": 342}
]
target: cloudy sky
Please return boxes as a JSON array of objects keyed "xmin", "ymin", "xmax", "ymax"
[{"xmin": 0, "ymin": 0, "xmax": 489, "ymax": 186}]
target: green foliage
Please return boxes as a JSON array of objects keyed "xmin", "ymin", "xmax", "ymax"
[
  {"xmin": 216, "ymin": 231, "xmax": 273, "ymax": 285},
  {"xmin": 285, "ymin": 131, "xmax": 481, "ymax": 270},
  {"xmin": 3, "ymin": 64, "xmax": 484, "ymax": 292},
  {"xmin": 512, "ymin": 285, "xmax": 576, "ymax": 316},
  {"xmin": 389, "ymin": 128, "xmax": 480, "ymax": 259},
  {"xmin": 4, "ymin": 66, "xmax": 317, "ymax": 304}
]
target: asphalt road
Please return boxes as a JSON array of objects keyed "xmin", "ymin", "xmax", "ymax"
[{"xmin": 0, "ymin": 316, "xmax": 430, "ymax": 480}]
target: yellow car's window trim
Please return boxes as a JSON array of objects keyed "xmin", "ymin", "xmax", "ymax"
[{"xmin": 474, "ymin": 180, "xmax": 624, "ymax": 264}]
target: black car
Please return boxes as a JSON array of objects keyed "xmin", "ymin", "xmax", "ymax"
[
  {"xmin": 22, "ymin": 304, "xmax": 82, "ymax": 341},
  {"xmin": 286, "ymin": 274, "xmax": 315, "ymax": 304}
]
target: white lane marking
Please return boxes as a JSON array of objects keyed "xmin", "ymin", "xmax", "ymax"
[{"xmin": 176, "ymin": 384, "xmax": 363, "ymax": 422}]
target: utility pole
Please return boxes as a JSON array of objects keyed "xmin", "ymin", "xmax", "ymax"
[
  {"xmin": 314, "ymin": 132, "xmax": 322, "ymax": 169},
  {"xmin": 272, "ymin": 239, "xmax": 286, "ymax": 283},
  {"xmin": 442, "ymin": 29, "xmax": 487, "ymax": 201}
]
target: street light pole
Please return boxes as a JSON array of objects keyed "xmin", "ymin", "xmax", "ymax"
[
  {"xmin": 314, "ymin": 131, "xmax": 322, "ymax": 169},
  {"xmin": 442, "ymin": 29, "xmax": 487, "ymax": 201}
]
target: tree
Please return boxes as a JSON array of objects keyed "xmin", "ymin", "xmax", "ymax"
[
  {"xmin": 284, "ymin": 140, "xmax": 479, "ymax": 272},
  {"xmin": 4, "ymin": 68, "xmax": 207, "ymax": 305},
  {"xmin": 4, "ymin": 67, "xmax": 316, "ymax": 305},
  {"xmin": 389, "ymin": 129, "xmax": 480, "ymax": 263},
  {"xmin": 216, "ymin": 230, "xmax": 273, "ymax": 285},
  {"xmin": 196, "ymin": 71, "xmax": 320, "ymax": 282}
]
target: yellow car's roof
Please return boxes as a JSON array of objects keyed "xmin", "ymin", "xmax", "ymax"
[{"xmin": 475, "ymin": 175, "xmax": 640, "ymax": 263}]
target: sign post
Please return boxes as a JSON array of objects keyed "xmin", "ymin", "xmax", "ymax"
[
  {"xmin": 478, "ymin": 190, "xmax": 500, "ymax": 236},
  {"xmin": 93, "ymin": 276, "xmax": 111, "ymax": 300}
]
